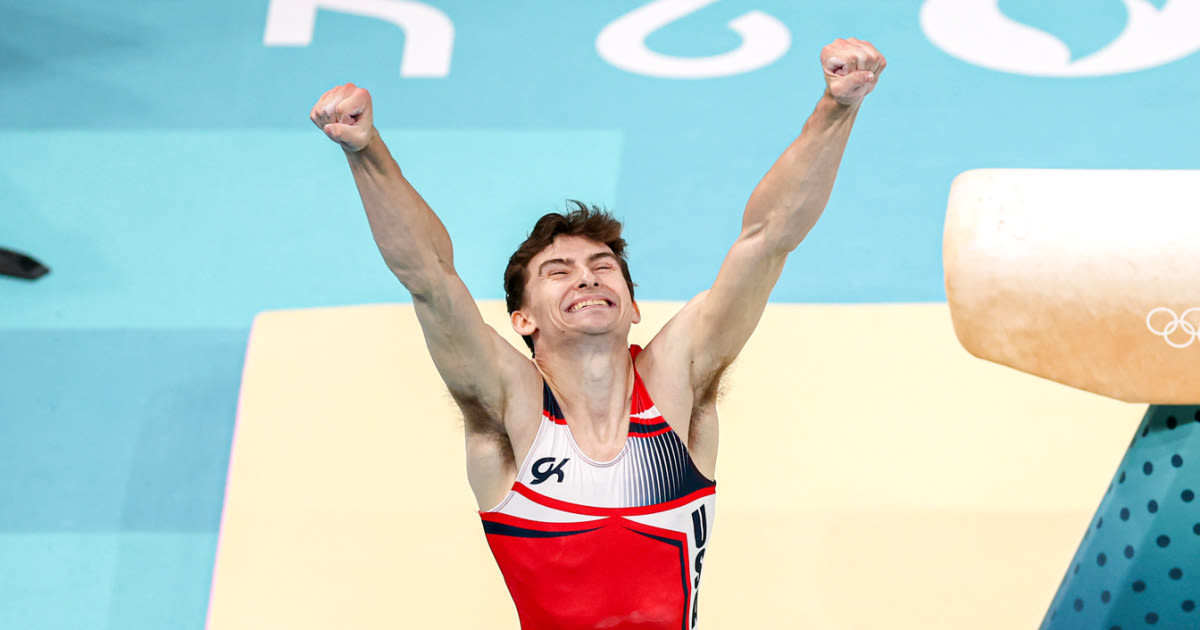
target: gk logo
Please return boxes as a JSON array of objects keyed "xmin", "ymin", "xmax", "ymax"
[
  {"xmin": 530, "ymin": 457, "xmax": 570, "ymax": 485},
  {"xmin": 921, "ymin": 0, "xmax": 1200, "ymax": 77}
]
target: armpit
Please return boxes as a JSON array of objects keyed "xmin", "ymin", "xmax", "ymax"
[
  {"xmin": 452, "ymin": 393, "xmax": 506, "ymax": 438},
  {"xmin": 694, "ymin": 360, "xmax": 734, "ymax": 407}
]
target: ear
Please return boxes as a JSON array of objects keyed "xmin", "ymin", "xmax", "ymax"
[
  {"xmin": 511, "ymin": 309, "xmax": 537, "ymax": 337},
  {"xmin": 631, "ymin": 300, "xmax": 641, "ymax": 325}
]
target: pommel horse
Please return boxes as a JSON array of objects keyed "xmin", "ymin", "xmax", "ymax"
[{"xmin": 944, "ymin": 169, "xmax": 1200, "ymax": 629}]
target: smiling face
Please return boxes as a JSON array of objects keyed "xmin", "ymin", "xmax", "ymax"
[{"xmin": 511, "ymin": 234, "xmax": 640, "ymax": 352}]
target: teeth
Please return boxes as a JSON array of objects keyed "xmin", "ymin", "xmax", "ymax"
[{"xmin": 570, "ymin": 299, "xmax": 608, "ymax": 312}]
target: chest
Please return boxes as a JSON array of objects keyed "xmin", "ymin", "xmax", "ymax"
[{"xmin": 515, "ymin": 415, "xmax": 705, "ymax": 508}]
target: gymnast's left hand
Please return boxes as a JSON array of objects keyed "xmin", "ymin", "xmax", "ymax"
[{"xmin": 822, "ymin": 38, "xmax": 886, "ymax": 107}]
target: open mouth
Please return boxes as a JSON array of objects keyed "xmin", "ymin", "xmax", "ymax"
[{"xmin": 567, "ymin": 298, "xmax": 613, "ymax": 313}]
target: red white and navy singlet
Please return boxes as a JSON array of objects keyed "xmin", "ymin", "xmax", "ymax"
[{"xmin": 480, "ymin": 346, "xmax": 717, "ymax": 630}]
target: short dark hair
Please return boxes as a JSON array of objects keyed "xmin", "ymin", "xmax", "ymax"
[{"xmin": 504, "ymin": 200, "xmax": 635, "ymax": 352}]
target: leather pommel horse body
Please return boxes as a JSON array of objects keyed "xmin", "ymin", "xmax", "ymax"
[{"xmin": 944, "ymin": 169, "xmax": 1200, "ymax": 629}]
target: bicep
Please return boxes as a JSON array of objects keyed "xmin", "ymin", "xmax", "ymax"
[
  {"xmin": 677, "ymin": 230, "xmax": 786, "ymax": 385},
  {"xmin": 411, "ymin": 272, "xmax": 534, "ymax": 427}
]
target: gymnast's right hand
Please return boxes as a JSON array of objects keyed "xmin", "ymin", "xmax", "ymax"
[{"xmin": 310, "ymin": 83, "xmax": 376, "ymax": 152}]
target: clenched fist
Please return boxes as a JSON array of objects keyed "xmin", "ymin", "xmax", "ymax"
[
  {"xmin": 310, "ymin": 83, "xmax": 376, "ymax": 152},
  {"xmin": 821, "ymin": 39, "xmax": 886, "ymax": 107}
]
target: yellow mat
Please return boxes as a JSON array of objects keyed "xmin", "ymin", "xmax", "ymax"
[{"xmin": 207, "ymin": 302, "xmax": 1140, "ymax": 629}]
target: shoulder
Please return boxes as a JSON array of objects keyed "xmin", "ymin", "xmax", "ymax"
[
  {"xmin": 643, "ymin": 291, "xmax": 709, "ymax": 356},
  {"xmin": 497, "ymin": 354, "xmax": 546, "ymax": 453},
  {"xmin": 635, "ymin": 294, "xmax": 714, "ymax": 427},
  {"xmin": 639, "ymin": 291, "xmax": 719, "ymax": 386}
]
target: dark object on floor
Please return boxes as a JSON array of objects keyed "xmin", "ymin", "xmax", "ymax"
[{"xmin": 0, "ymin": 247, "xmax": 49, "ymax": 280}]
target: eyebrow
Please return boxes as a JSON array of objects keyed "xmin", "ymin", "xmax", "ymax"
[{"xmin": 537, "ymin": 252, "xmax": 618, "ymax": 276}]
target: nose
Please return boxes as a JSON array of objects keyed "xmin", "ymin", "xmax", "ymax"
[{"xmin": 577, "ymin": 267, "xmax": 599, "ymax": 288}]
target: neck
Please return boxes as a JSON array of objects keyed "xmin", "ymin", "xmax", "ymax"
[{"xmin": 534, "ymin": 335, "xmax": 633, "ymax": 443}]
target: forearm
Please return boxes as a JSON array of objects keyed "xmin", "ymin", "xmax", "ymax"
[
  {"xmin": 345, "ymin": 132, "xmax": 455, "ymax": 297},
  {"xmin": 743, "ymin": 93, "xmax": 860, "ymax": 254}
]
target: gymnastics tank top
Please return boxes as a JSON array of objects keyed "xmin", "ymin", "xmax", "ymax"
[{"xmin": 480, "ymin": 346, "xmax": 717, "ymax": 630}]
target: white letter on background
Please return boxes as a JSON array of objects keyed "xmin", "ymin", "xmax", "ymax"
[
  {"xmin": 596, "ymin": 0, "xmax": 790, "ymax": 79},
  {"xmin": 264, "ymin": 0, "xmax": 454, "ymax": 78}
]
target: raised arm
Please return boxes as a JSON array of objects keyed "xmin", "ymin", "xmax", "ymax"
[
  {"xmin": 310, "ymin": 84, "xmax": 534, "ymax": 430},
  {"xmin": 652, "ymin": 39, "xmax": 886, "ymax": 391}
]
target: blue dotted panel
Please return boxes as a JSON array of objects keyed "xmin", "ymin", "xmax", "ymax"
[{"xmin": 1041, "ymin": 406, "xmax": 1200, "ymax": 630}]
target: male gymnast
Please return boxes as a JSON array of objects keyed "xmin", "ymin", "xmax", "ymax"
[{"xmin": 310, "ymin": 37, "xmax": 885, "ymax": 630}]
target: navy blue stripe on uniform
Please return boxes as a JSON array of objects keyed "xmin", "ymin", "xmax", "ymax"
[
  {"xmin": 541, "ymin": 382, "xmax": 565, "ymax": 421},
  {"xmin": 482, "ymin": 521, "xmax": 604, "ymax": 538},
  {"xmin": 628, "ymin": 421, "xmax": 670, "ymax": 435}
]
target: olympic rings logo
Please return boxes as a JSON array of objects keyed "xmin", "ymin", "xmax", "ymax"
[{"xmin": 1146, "ymin": 307, "xmax": 1200, "ymax": 349}]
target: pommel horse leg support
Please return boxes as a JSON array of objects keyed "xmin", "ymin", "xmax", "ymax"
[
  {"xmin": 944, "ymin": 169, "xmax": 1200, "ymax": 628},
  {"xmin": 1043, "ymin": 406, "xmax": 1200, "ymax": 627}
]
